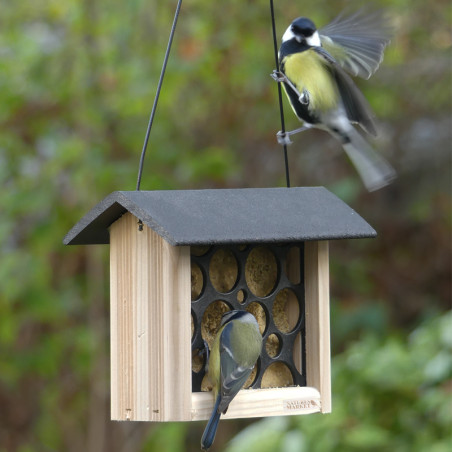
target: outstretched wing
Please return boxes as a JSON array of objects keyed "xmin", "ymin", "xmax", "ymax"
[
  {"xmin": 319, "ymin": 9, "xmax": 392, "ymax": 79},
  {"xmin": 314, "ymin": 47, "xmax": 377, "ymax": 136}
]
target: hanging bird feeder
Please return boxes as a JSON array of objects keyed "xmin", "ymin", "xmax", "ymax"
[
  {"xmin": 64, "ymin": 188, "xmax": 375, "ymax": 421},
  {"xmin": 63, "ymin": 1, "xmax": 378, "ymax": 424}
]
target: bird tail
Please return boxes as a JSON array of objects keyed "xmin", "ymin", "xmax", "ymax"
[
  {"xmin": 201, "ymin": 395, "xmax": 222, "ymax": 451},
  {"xmin": 342, "ymin": 128, "xmax": 396, "ymax": 191}
]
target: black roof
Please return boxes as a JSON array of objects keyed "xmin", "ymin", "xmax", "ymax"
[{"xmin": 63, "ymin": 187, "xmax": 376, "ymax": 246}]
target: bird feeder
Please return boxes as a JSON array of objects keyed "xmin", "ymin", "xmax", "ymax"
[{"xmin": 64, "ymin": 186, "xmax": 375, "ymax": 422}]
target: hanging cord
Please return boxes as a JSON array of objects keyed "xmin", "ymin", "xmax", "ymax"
[
  {"xmin": 269, "ymin": 0, "xmax": 290, "ymax": 188},
  {"xmin": 136, "ymin": 0, "xmax": 183, "ymax": 191}
]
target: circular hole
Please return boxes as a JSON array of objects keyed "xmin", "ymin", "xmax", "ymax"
[
  {"xmin": 265, "ymin": 333, "xmax": 281, "ymax": 358},
  {"xmin": 293, "ymin": 332, "xmax": 303, "ymax": 375},
  {"xmin": 191, "ymin": 245, "xmax": 211, "ymax": 257},
  {"xmin": 285, "ymin": 246, "xmax": 301, "ymax": 285},
  {"xmin": 191, "ymin": 262, "xmax": 204, "ymax": 300},
  {"xmin": 246, "ymin": 302, "xmax": 266, "ymax": 335},
  {"xmin": 192, "ymin": 348, "xmax": 204, "ymax": 373},
  {"xmin": 237, "ymin": 289, "xmax": 246, "ymax": 304},
  {"xmin": 273, "ymin": 288, "xmax": 300, "ymax": 333},
  {"xmin": 191, "ymin": 312, "xmax": 195, "ymax": 340},
  {"xmin": 261, "ymin": 362, "xmax": 294, "ymax": 388},
  {"xmin": 201, "ymin": 301, "xmax": 231, "ymax": 349},
  {"xmin": 244, "ymin": 361, "xmax": 259, "ymax": 389},
  {"xmin": 245, "ymin": 247, "xmax": 278, "ymax": 297},
  {"xmin": 209, "ymin": 249, "xmax": 238, "ymax": 293}
]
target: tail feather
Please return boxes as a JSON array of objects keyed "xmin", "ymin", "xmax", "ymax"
[
  {"xmin": 201, "ymin": 395, "xmax": 222, "ymax": 451},
  {"xmin": 342, "ymin": 128, "xmax": 396, "ymax": 191}
]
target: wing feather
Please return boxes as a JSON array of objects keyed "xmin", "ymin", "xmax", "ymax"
[
  {"xmin": 319, "ymin": 9, "xmax": 392, "ymax": 79},
  {"xmin": 314, "ymin": 47, "xmax": 377, "ymax": 136},
  {"xmin": 218, "ymin": 324, "xmax": 254, "ymax": 414}
]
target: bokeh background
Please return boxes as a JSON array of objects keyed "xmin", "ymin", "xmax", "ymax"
[{"xmin": 0, "ymin": 0, "xmax": 450, "ymax": 450}]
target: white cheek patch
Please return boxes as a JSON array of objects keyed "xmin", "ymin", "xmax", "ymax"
[
  {"xmin": 306, "ymin": 31, "xmax": 321, "ymax": 47},
  {"xmin": 282, "ymin": 26, "xmax": 296, "ymax": 43}
]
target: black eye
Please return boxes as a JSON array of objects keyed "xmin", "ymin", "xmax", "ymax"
[
  {"xmin": 291, "ymin": 17, "xmax": 316, "ymax": 38},
  {"xmin": 293, "ymin": 25, "xmax": 314, "ymax": 36},
  {"xmin": 292, "ymin": 24, "xmax": 305, "ymax": 35}
]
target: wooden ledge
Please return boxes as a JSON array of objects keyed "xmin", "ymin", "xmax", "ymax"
[{"xmin": 191, "ymin": 386, "xmax": 322, "ymax": 421}]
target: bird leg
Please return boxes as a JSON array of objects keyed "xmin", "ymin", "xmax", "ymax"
[
  {"xmin": 271, "ymin": 70, "xmax": 310, "ymax": 144},
  {"xmin": 270, "ymin": 69, "xmax": 287, "ymax": 83},
  {"xmin": 193, "ymin": 339, "xmax": 210, "ymax": 370},
  {"xmin": 270, "ymin": 70, "xmax": 302, "ymax": 98},
  {"xmin": 201, "ymin": 339, "xmax": 210, "ymax": 369},
  {"xmin": 276, "ymin": 126, "xmax": 310, "ymax": 145}
]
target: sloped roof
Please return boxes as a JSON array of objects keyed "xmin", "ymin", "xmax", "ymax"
[{"xmin": 63, "ymin": 187, "xmax": 376, "ymax": 246}]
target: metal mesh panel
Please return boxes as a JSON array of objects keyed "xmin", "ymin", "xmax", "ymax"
[{"xmin": 191, "ymin": 243, "xmax": 306, "ymax": 392}]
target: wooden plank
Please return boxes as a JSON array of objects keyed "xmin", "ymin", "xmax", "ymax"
[
  {"xmin": 285, "ymin": 245, "xmax": 302, "ymax": 373},
  {"xmin": 109, "ymin": 220, "xmax": 331, "ymax": 422},
  {"xmin": 109, "ymin": 212, "xmax": 192, "ymax": 421},
  {"xmin": 110, "ymin": 214, "xmax": 133, "ymax": 420},
  {"xmin": 304, "ymin": 241, "xmax": 331, "ymax": 413},
  {"xmin": 191, "ymin": 386, "xmax": 321, "ymax": 421},
  {"xmin": 159, "ymin": 232, "xmax": 192, "ymax": 421}
]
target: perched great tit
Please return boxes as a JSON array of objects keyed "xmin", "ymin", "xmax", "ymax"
[
  {"xmin": 201, "ymin": 310, "xmax": 262, "ymax": 451},
  {"xmin": 274, "ymin": 9, "xmax": 396, "ymax": 191}
]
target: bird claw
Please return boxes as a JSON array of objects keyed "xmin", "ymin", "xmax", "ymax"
[
  {"xmin": 271, "ymin": 70, "xmax": 303, "ymax": 100},
  {"xmin": 277, "ymin": 131, "xmax": 293, "ymax": 145},
  {"xmin": 276, "ymin": 125, "xmax": 311, "ymax": 145},
  {"xmin": 270, "ymin": 70, "xmax": 288, "ymax": 83},
  {"xmin": 299, "ymin": 90, "xmax": 310, "ymax": 105},
  {"xmin": 193, "ymin": 340, "xmax": 210, "ymax": 359},
  {"xmin": 192, "ymin": 340, "xmax": 210, "ymax": 372},
  {"xmin": 202, "ymin": 339, "xmax": 210, "ymax": 362}
]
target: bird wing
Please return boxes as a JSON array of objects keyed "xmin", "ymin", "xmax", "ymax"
[
  {"xmin": 218, "ymin": 324, "xmax": 253, "ymax": 414},
  {"xmin": 319, "ymin": 9, "xmax": 392, "ymax": 80},
  {"xmin": 314, "ymin": 46, "xmax": 377, "ymax": 136}
]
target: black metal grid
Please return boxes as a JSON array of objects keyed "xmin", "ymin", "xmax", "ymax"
[{"xmin": 191, "ymin": 243, "xmax": 306, "ymax": 392}]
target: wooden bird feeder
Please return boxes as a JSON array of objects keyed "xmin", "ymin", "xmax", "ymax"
[{"xmin": 64, "ymin": 186, "xmax": 375, "ymax": 422}]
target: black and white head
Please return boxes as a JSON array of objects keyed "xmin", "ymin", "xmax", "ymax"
[
  {"xmin": 282, "ymin": 17, "xmax": 321, "ymax": 47},
  {"xmin": 220, "ymin": 310, "xmax": 257, "ymax": 327}
]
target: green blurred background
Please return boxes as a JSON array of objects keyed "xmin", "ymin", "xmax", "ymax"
[{"xmin": 0, "ymin": 0, "xmax": 450, "ymax": 450}]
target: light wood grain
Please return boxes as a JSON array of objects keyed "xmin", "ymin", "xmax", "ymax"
[
  {"xmin": 191, "ymin": 386, "xmax": 321, "ymax": 421},
  {"xmin": 109, "ymin": 212, "xmax": 192, "ymax": 421},
  {"xmin": 304, "ymin": 241, "xmax": 331, "ymax": 413},
  {"xmin": 109, "ymin": 217, "xmax": 331, "ymax": 422},
  {"xmin": 285, "ymin": 245, "xmax": 302, "ymax": 373}
]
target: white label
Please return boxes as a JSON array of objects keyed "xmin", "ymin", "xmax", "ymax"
[{"xmin": 283, "ymin": 399, "xmax": 319, "ymax": 411}]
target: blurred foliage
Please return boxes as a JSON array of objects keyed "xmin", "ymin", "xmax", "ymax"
[
  {"xmin": 225, "ymin": 312, "xmax": 452, "ymax": 452},
  {"xmin": 0, "ymin": 0, "xmax": 450, "ymax": 450}
]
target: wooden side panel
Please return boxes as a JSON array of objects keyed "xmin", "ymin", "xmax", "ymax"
[
  {"xmin": 191, "ymin": 387, "xmax": 321, "ymax": 421},
  {"xmin": 285, "ymin": 245, "xmax": 303, "ymax": 374},
  {"xmin": 109, "ymin": 212, "xmax": 191, "ymax": 421},
  {"xmin": 304, "ymin": 241, "xmax": 331, "ymax": 413}
]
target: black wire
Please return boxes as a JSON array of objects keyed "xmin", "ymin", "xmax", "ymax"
[
  {"xmin": 136, "ymin": 0, "xmax": 289, "ymax": 190},
  {"xmin": 269, "ymin": 0, "xmax": 291, "ymax": 188},
  {"xmin": 136, "ymin": 0, "xmax": 183, "ymax": 191}
]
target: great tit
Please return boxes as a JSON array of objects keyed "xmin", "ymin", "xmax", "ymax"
[
  {"xmin": 274, "ymin": 9, "xmax": 396, "ymax": 191},
  {"xmin": 201, "ymin": 310, "xmax": 262, "ymax": 451}
]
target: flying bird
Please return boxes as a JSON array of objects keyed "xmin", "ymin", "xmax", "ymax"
[{"xmin": 273, "ymin": 9, "xmax": 396, "ymax": 191}]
